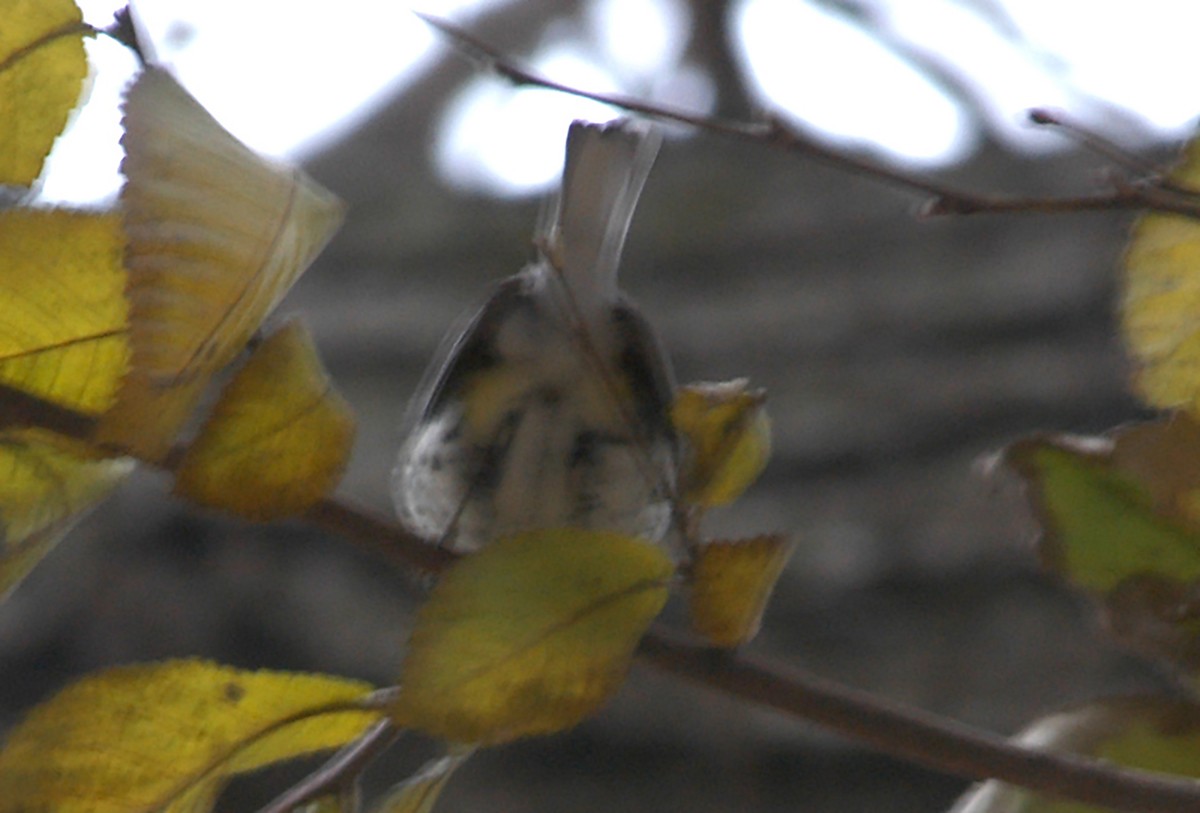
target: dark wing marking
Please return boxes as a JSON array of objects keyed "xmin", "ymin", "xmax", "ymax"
[
  {"xmin": 401, "ymin": 275, "xmax": 533, "ymax": 430},
  {"xmin": 611, "ymin": 294, "xmax": 677, "ymax": 456}
]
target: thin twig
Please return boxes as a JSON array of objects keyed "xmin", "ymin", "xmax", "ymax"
[
  {"xmin": 416, "ymin": 14, "xmax": 1200, "ymax": 222},
  {"xmin": 1027, "ymin": 108, "xmax": 1167, "ymax": 181},
  {"xmin": 257, "ymin": 720, "xmax": 400, "ymax": 813},
  {"xmin": 6, "ymin": 391, "xmax": 1200, "ymax": 812}
]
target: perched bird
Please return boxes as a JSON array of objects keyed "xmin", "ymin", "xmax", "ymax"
[{"xmin": 391, "ymin": 119, "xmax": 678, "ymax": 554}]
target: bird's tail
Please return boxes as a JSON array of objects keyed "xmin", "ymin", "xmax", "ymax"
[{"xmin": 548, "ymin": 119, "xmax": 662, "ymax": 317}]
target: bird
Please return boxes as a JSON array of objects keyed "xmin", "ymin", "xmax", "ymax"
[{"xmin": 391, "ymin": 118, "xmax": 678, "ymax": 554}]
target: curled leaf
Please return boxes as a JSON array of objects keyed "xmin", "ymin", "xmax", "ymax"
[
  {"xmin": 1122, "ymin": 135, "xmax": 1200, "ymax": 414},
  {"xmin": 98, "ymin": 66, "xmax": 345, "ymax": 460},
  {"xmin": 173, "ymin": 319, "xmax": 355, "ymax": 521},
  {"xmin": 672, "ymin": 379, "xmax": 770, "ymax": 508},
  {"xmin": 952, "ymin": 695, "xmax": 1200, "ymax": 813},
  {"xmin": 0, "ymin": 0, "xmax": 89, "ymax": 186},
  {"xmin": 0, "ymin": 660, "xmax": 381, "ymax": 813},
  {"xmin": 689, "ymin": 534, "xmax": 793, "ymax": 647},
  {"xmin": 392, "ymin": 529, "xmax": 673, "ymax": 745}
]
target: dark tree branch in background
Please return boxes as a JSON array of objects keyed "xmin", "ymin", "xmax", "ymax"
[
  {"xmin": 6, "ymin": 390, "xmax": 1200, "ymax": 813},
  {"xmin": 811, "ymin": 0, "xmax": 996, "ymax": 136},
  {"xmin": 416, "ymin": 14, "xmax": 1200, "ymax": 222},
  {"xmin": 682, "ymin": 0, "xmax": 755, "ymax": 119}
]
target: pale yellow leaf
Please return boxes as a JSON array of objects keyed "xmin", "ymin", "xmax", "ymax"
[
  {"xmin": 672, "ymin": 379, "xmax": 771, "ymax": 508},
  {"xmin": 173, "ymin": 319, "xmax": 355, "ymax": 521},
  {"xmin": 0, "ymin": 660, "xmax": 381, "ymax": 813},
  {"xmin": 371, "ymin": 749, "xmax": 473, "ymax": 813},
  {"xmin": 0, "ymin": 208, "xmax": 129, "ymax": 415},
  {"xmin": 0, "ymin": 0, "xmax": 88, "ymax": 186},
  {"xmin": 0, "ymin": 428, "xmax": 131, "ymax": 599},
  {"xmin": 97, "ymin": 66, "xmax": 345, "ymax": 461},
  {"xmin": 392, "ymin": 529, "xmax": 673, "ymax": 745},
  {"xmin": 689, "ymin": 534, "xmax": 793, "ymax": 647},
  {"xmin": 1122, "ymin": 137, "xmax": 1200, "ymax": 414}
]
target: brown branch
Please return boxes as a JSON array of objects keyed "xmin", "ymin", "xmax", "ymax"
[
  {"xmin": 416, "ymin": 14, "xmax": 1200, "ymax": 222},
  {"xmin": 7, "ymin": 390, "xmax": 1200, "ymax": 812},
  {"xmin": 303, "ymin": 498, "xmax": 451, "ymax": 577},
  {"xmin": 0, "ymin": 383, "xmax": 99, "ymax": 440},
  {"xmin": 638, "ymin": 629, "xmax": 1200, "ymax": 813},
  {"xmin": 921, "ymin": 182, "xmax": 1200, "ymax": 219}
]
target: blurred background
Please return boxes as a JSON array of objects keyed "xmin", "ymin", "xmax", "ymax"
[{"xmin": 5, "ymin": 0, "xmax": 1198, "ymax": 810}]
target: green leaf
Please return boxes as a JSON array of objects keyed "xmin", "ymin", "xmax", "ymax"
[{"xmin": 1006, "ymin": 423, "xmax": 1200, "ymax": 678}]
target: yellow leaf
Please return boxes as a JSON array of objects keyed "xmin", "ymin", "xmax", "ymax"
[
  {"xmin": 173, "ymin": 319, "xmax": 355, "ymax": 521},
  {"xmin": 0, "ymin": 0, "xmax": 88, "ymax": 186},
  {"xmin": 672, "ymin": 379, "xmax": 771, "ymax": 508},
  {"xmin": 688, "ymin": 534, "xmax": 794, "ymax": 648},
  {"xmin": 0, "ymin": 208, "xmax": 133, "ymax": 596},
  {"xmin": 0, "ymin": 428, "xmax": 131, "ymax": 599},
  {"xmin": 97, "ymin": 66, "xmax": 345, "ymax": 461},
  {"xmin": 0, "ymin": 209, "xmax": 129, "ymax": 416},
  {"xmin": 392, "ymin": 529, "xmax": 673, "ymax": 745},
  {"xmin": 0, "ymin": 660, "xmax": 381, "ymax": 813},
  {"xmin": 1123, "ymin": 136, "xmax": 1200, "ymax": 414},
  {"xmin": 371, "ymin": 749, "xmax": 473, "ymax": 813}
]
